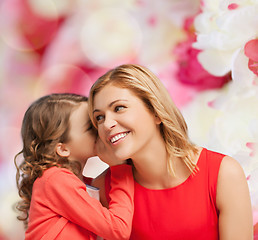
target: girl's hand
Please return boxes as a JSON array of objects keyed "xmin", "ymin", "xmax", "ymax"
[{"xmin": 95, "ymin": 137, "xmax": 126, "ymax": 166}]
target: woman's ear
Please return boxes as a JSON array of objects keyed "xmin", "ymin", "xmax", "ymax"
[
  {"xmin": 154, "ymin": 115, "xmax": 162, "ymax": 125},
  {"xmin": 56, "ymin": 143, "xmax": 70, "ymax": 158}
]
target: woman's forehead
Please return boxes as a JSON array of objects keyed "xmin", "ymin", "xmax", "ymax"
[{"xmin": 93, "ymin": 85, "xmax": 140, "ymax": 108}]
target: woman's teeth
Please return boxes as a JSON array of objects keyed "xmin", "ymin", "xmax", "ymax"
[{"xmin": 110, "ymin": 132, "xmax": 128, "ymax": 143}]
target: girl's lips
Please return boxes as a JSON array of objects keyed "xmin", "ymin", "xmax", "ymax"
[{"xmin": 109, "ymin": 131, "xmax": 130, "ymax": 144}]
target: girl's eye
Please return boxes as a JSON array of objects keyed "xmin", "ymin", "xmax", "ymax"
[{"xmin": 115, "ymin": 106, "xmax": 125, "ymax": 112}]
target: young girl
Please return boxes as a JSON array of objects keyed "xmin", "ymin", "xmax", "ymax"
[
  {"xmin": 88, "ymin": 64, "xmax": 253, "ymax": 240},
  {"xmin": 14, "ymin": 93, "xmax": 134, "ymax": 240}
]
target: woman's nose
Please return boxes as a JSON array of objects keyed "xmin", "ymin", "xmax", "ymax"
[{"xmin": 103, "ymin": 114, "xmax": 117, "ymax": 130}]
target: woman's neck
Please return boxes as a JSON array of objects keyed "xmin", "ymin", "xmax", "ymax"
[
  {"xmin": 131, "ymin": 137, "xmax": 175, "ymax": 189},
  {"xmin": 132, "ymin": 146, "xmax": 201, "ymax": 190}
]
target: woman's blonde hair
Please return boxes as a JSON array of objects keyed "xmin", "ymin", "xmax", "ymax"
[
  {"xmin": 14, "ymin": 93, "xmax": 89, "ymax": 228},
  {"xmin": 89, "ymin": 64, "xmax": 198, "ymax": 176}
]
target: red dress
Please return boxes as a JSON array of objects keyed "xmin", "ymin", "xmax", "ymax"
[{"xmin": 105, "ymin": 148, "xmax": 224, "ymax": 239}]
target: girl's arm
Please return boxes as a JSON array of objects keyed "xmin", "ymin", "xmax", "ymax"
[
  {"xmin": 44, "ymin": 164, "xmax": 134, "ymax": 240},
  {"xmin": 216, "ymin": 156, "xmax": 253, "ymax": 240}
]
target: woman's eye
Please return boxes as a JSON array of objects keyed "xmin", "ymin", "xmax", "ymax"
[
  {"xmin": 115, "ymin": 106, "xmax": 125, "ymax": 112},
  {"xmin": 95, "ymin": 115, "xmax": 104, "ymax": 122}
]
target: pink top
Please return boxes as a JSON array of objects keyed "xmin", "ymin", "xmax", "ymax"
[
  {"xmin": 105, "ymin": 148, "xmax": 224, "ymax": 239},
  {"xmin": 25, "ymin": 164, "xmax": 134, "ymax": 240}
]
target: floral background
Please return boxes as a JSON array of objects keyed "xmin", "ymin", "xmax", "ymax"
[{"xmin": 0, "ymin": 0, "xmax": 257, "ymax": 239}]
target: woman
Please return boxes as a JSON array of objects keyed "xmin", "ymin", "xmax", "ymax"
[{"xmin": 88, "ymin": 64, "xmax": 253, "ymax": 239}]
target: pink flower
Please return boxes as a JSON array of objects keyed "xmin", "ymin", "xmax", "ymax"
[
  {"xmin": 174, "ymin": 18, "xmax": 231, "ymax": 90},
  {"xmin": 244, "ymin": 39, "xmax": 258, "ymax": 76},
  {"xmin": 254, "ymin": 222, "xmax": 258, "ymax": 240},
  {"xmin": 228, "ymin": 3, "xmax": 239, "ymax": 10}
]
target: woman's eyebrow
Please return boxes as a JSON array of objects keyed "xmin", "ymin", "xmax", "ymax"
[{"xmin": 93, "ymin": 99, "xmax": 128, "ymax": 113}]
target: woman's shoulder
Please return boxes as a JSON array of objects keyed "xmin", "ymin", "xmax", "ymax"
[
  {"xmin": 216, "ymin": 155, "xmax": 248, "ymax": 207},
  {"xmin": 218, "ymin": 155, "xmax": 246, "ymax": 184},
  {"xmin": 203, "ymin": 149, "xmax": 244, "ymax": 181},
  {"xmin": 216, "ymin": 155, "xmax": 253, "ymax": 238},
  {"xmin": 205, "ymin": 148, "xmax": 226, "ymax": 161},
  {"xmin": 202, "ymin": 148, "xmax": 226, "ymax": 173}
]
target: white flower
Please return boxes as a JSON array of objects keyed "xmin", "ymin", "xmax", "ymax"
[{"xmin": 193, "ymin": 0, "xmax": 258, "ymax": 84}]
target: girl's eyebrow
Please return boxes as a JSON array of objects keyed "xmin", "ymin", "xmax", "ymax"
[{"xmin": 93, "ymin": 99, "xmax": 128, "ymax": 113}]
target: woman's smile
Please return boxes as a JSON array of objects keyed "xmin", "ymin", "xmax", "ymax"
[{"xmin": 109, "ymin": 131, "xmax": 130, "ymax": 144}]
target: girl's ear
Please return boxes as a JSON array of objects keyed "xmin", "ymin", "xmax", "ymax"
[{"xmin": 56, "ymin": 143, "xmax": 70, "ymax": 158}]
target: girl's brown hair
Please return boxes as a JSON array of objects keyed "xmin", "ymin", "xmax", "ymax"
[
  {"xmin": 14, "ymin": 93, "xmax": 88, "ymax": 228},
  {"xmin": 89, "ymin": 64, "xmax": 198, "ymax": 176}
]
